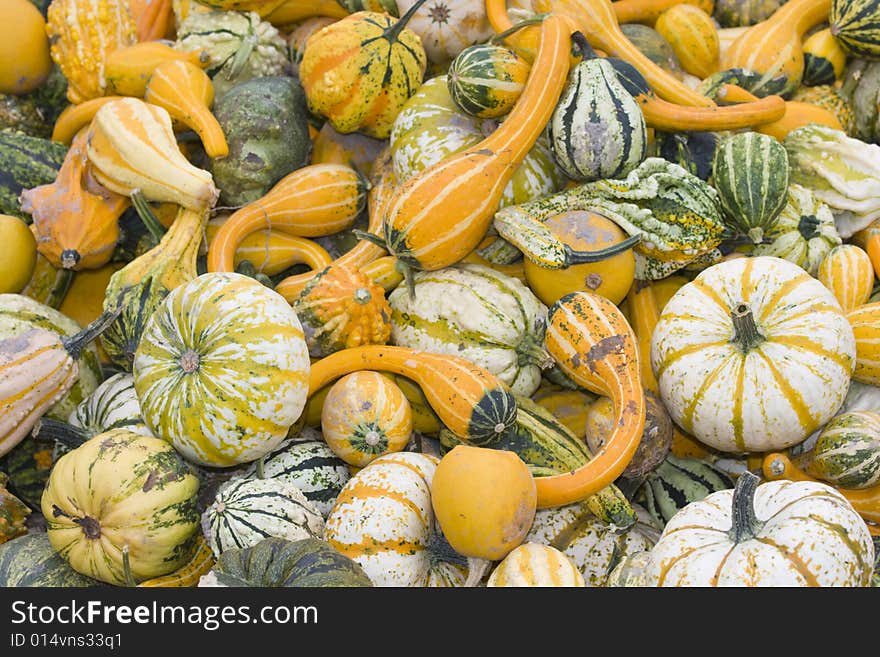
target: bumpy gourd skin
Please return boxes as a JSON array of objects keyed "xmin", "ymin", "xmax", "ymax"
[{"xmin": 299, "ymin": 9, "xmax": 428, "ymax": 139}]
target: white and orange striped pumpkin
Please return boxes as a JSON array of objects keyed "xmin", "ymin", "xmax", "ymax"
[
  {"xmin": 817, "ymin": 244, "xmax": 875, "ymax": 313},
  {"xmin": 486, "ymin": 543, "xmax": 585, "ymax": 587},
  {"xmin": 321, "ymin": 371, "xmax": 413, "ymax": 468},
  {"xmin": 651, "ymin": 255, "xmax": 856, "ymax": 453},
  {"xmin": 324, "ymin": 452, "xmax": 474, "ymax": 587},
  {"xmin": 396, "ymin": 0, "xmax": 495, "ymax": 64},
  {"xmin": 645, "ymin": 473, "xmax": 875, "ymax": 586},
  {"xmin": 847, "ymin": 302, "xmax": 880, "ymax": 386},
  {"xmin": 132, "ymin": 272, "xmax": 311, "ymax": 467}
]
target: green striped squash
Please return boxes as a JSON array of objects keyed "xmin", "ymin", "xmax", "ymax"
[
  {"xmin": 711, "ymin": 131, "xmax": 791, "ymax": 244},
  {"xmin": 830, "ymin": 0, "xmax": 880, "ymax": 59},
  {"xmin": 523, "ymin": 501, "xmax": 662, "ymax": 587},
  {"xmin": 0, "ymin": 533, "xmax": 103, "ymax": 587},
  {"xmin": 547, "ymin": 55, "xmax": 647, "ymax": 183},
  {"xmin": 0, "ymin": 130, "xmax": 67, "ymax": 220},
  {"xmin": 204, "ymin": 537, "xmax": 373, "ymax": 587},
  {"xmin": 439, "ymin": 395, "xmax": 636, "ymax": 529},
  {"xmin": 635, "ymin": 455, "xmax": 735, "ymax": 526},
  {"xmin": 0, "ymin": 432, "xmax": 55, "ymax": 509},
  {"xmin": 42, "ymin": 430, "xmax": 201, "ymax": 585},
  {"xmin": 201, "ymin": 476, "xmax": 325, "ymax": 555},
  {"xmin": 389, "ymin": 75, "xmax": 566, "ymax": 210},
  {"xmin": 0, "ymin": 293, "xmax": 102, "ymax": 421},
  {"xmin": 447, "ymin": 43, "xmax": 531, "ymax": 119},
  {"xmin": 132, "ymin": 272, "xmax": 311, "ymax": 467},
  {"xmin": 241, "ymin": 437, "xmax": 351, "ymax": 518},
  {"xmin": 752, "ymin": 183, "xmax": 842, "ymax": 276},
  {"xmin": 69, "ymin": 372, "xmax": 152, "ymax": 439},
  {"xmin": 802, "ymin": 28, "xmax": 848, "ymax": 86},
  {"xmin": 387, "ymin": 263, "xmax": 550, "ymax": 396},
  {"xmin": 802, "ymin": 410, "xmax": 880, "ymax": 489}
]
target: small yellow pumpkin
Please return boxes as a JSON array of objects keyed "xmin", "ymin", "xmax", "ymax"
[
  {"xmin": 654, "ymin": 4, "xmax": 720, "ymax": 80},
  {"xmin": 430, "ymin": 444, "xmax": 537, "ymax": 561},
  {"xmin": 0, "ymin": 215, "xmax": 37, "ymax": 294},
  {"xmin": 487, "ymin": 543, "xmax": 585, "ymax": 587},
  {"xmin": 817, "ymin": 244, "xmax": 875, "ymax": 313},
  {"xmin": 0, "ymin": 0, "xmax": 53, "ymax": 95},
  {"xmin": 321, "ymin": 370, "xmax": 413, "ymax": 468}
]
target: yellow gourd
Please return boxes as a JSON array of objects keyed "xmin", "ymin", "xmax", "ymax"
[
  {"xmin": 0, "ymin": 215, "xmax": 37, "ymax": 294},
  {"xmin": 431, "ymin": 444, "xmax": 537, "ymax": 560},
  {"xmin": 654, "ymin": 4, "xmax": 720, "ymax": 80},
  {"xmin": 0, "ymin": 0, "xmax": 53, "ymax": 95}
]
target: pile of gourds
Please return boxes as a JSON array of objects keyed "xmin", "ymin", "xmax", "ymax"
[{"xmin": 0, "ymin": 0, "xmax": 878, "ymax": 588}]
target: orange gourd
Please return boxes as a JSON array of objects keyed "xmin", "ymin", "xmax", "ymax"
[
  {"xmin": 846, "ymin": 303, "xmax": 880, "ymax": 387},
  {"xmin": 128, "ymin": 0, "xmax": 175, "ymax": 42}
]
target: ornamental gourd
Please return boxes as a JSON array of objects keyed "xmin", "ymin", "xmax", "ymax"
[
  {"xmin": 486, "ymin": 543, "xmax": 585, "ymax": 587},
  {"xmin": 802, "ymin": 28, "xmax": 848, "ymax": 86},
  {"xmin": 41, "ymin": 430, "xmax": 200, "ymax": 586},
  {"xmin": 324, "ymin": 452, "xmax": 477, "ymax": 586},
  {"xmin": 752, "ymin": 184, "xmax": 841, "ymax": 276},
  {"xmin": 0, "ymin": 533, "xmax": 102, "ymax": 587},
  {"xmin": 847, "ymin": 302, "xmax": 880, "ymax": 386},
  {"xmin": 547, "ymin": 32, "xmax": 647, "ymax": 183},
  {"xmin": 132, "ymin": 272, "xmax": 311, "ymax": 467},
  {"xmin": 817, "ymin": 244, "xmax": 875, "ymax": 313},
  {"xmin": 800, "ymin": 411, "xmax": 880, "ymax": 489},
  {"xmin": 299, "ymin": 0, "xmax": 430, "ymax": 139},
  {"xmin": 321, "ymin": 371, "xmax": 413, "ymax": 468},
  {"xmin": 651, "ymin": 256, "xmax": 856, "ymax": 453},
  {"xmin": 645, "ymin": 472, "xmax": 875, "ymax": 586},
  {"xmin": 387, "ymin": 263, "xmax": 551, "ymax": 397},
  {"xmin": 829, "ymin": 0, "xmax": 880, "ymax": 59},
  {"xmin": 654, "ymin": 4, "xmax": 720, "ymax": 80},
  {"xmin": 201, "ymin": 476, "xmax": 325, "ymax": 555},
  {"xmin": 68, "ymin": 372, "xmax": 152, "ymax": 440},
  {"xmin": 396, "ymin": 0, "xmax": 495, "ymax": 65},
  {"xmin": 711, "ymin": 131, "xmax": 790, "ymax": 244},
  {"xmin": 447, "ymin": 42, "xmax": 532, "ymax": 119}
]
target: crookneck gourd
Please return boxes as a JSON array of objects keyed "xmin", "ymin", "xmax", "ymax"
[{"xmin": 494, "ymin": 157, "xmax": 728, "ymax": 280}]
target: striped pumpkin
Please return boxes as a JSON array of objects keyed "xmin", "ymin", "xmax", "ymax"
[
  {"xmin": 324, "ymin": 452, "xmax": 472, "ymax": 587},
  {"xmin": 651, "ymin": 255, "xmax": 856, "ymax": 453},
  {"xmin": 132, "ymin": 272, "xmax": 311, "ymax": 467},
  {"xmin": 320, "ymin": 371, "xmax": 413, "ymax": 468},
  {"xmin": 830, "ymin": 0, "xmax": 880, "ymax": 58},
  {"xmin": 486, "ymin": 543, "xmax": 585, "ymax": 587},
  {"xmin": 389, "ymin": 74, "xmax": 565, "ymax": 211},
  {"xmin": 654, "ymin": 4, "xmax": 720, "ymax": 80},
  {"xmin": 802, "ymin": 410, "xmax": 880, "ymax": 489},
  {"xmin": 802, "ymin": 27, "xmax": 848, "ymax": 86},
  {"xmin": 298, "ymin": 2, "xmax": 428, "ymax": 139},
  {"xmin": 68, "ymin": 372, "xmax": 152, "ymax": 440},
  {"xmin": 846, "ymin": 302, "xmax": 880, "ymax": 385},
  {"xmin": 817, "ymin": 243, "xmax": 875, "ymax": 313},
  {"xmin": 447, "ymin": 42, "xmax": 531, "ymax": 119},
  {"xmin": 752, "ymin": 183, "xmax": 842, "ymax": 276},
  {"xmin": 201, "ymin": 476, "xmax": 325, "ymax": 555},
  {"xmin": 0, "ymin": 293, "xmax": 102, "ymax": 422},
  {"xmin": 241, "ymin": 437, "xmax": 350, "ymax": 519},
  {"xmin": 396, "ymin": 0, "xmax": 494, "ymax": 64},
  {"xmin": 711, "ymin": 131, "xmax": 791, "ymax": 244},
  {"xmin": 645, "ymin": 473, "xmax": 875, "ymax": 586},
  {"xmin": 636, "ymin": 455, "xmax": 735, "ymax": 526},
  {"xmin": 387, "ymin": 263, "xmax": 550, "ymax": 397},
  {"xmin": 547, "ymin": 49, "xmax": 647, "ymax": 183},
  {"xmin": 523, "ymin": 501, "xmax": 661, "ymax": 587},
  {"xmin": 42, "ymin": 429, "xmax": 200, "ymax": 585}
]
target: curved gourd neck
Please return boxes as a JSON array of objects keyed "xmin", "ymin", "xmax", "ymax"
[{"xmin": 769, "ymin": 0, "xmax": 830, "ymax": 35}]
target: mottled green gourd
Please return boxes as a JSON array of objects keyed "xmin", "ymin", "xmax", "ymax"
[
  {"xmin": 447, "ymin": 42, "xmax": 532, "ymax": 119},
  {"xmin": 547, "ymin": 33, "xmax": 647, "ymax": 183},
  {"xmin": 493, "ymin": 157, "xmax": 727, "ymax": 280},
  {"xmin": 841, "ymin": 59, "xmax": 880, "ymax": 144},
  {"xmin": 651, "ymin": 130, "xmax": 718, "ymax": 182},
  {"xmin": 0, "ymin": 130, "xmax": 67, "ymax": 220},
  {"xmin": 801, "ymin": 410, "xmax": 880, "ymax": 489},
  {"xmin": 711, "ymin": 131, "xmax": 790, "ymax": 244},
  {"xmin": 0, "ymin": 533, "xmax": 104, "ymax": 587},
  {"xmin": 204, "ymin": 537, "xmax": 373, "ymax": 587}
]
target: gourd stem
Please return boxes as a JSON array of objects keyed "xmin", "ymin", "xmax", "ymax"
[
  {"xmin": 31, "ymin": 418, "xmax": 91, "ymax": 449},
  {"xmin": 728, "ymin": 471, "xmax": 763, "ymax": 543},
  {"xmin": 427, "ymin": 529, "xmax": 469, "ymax": 568},
  {"xmin": 256, "ymin": 457, "xmax": 265, "ymax": 479},
  {"xmin": 122, "ymin": 545, "xmax": 138, "ymax": 587},
  {"xmin": 227, "ymin": 28, "xmax": 257, "ymax": 80},
  {"xmin": 46, "ymin": 269, "xmax": 75, "ymax": 310},
  {"xmin": 730, "ymin": 303, "xmax": 763, "ymax": 353},
  {"xmin": 131, "ymin": 191, "xmax": 166, "ymax": 244},
  {"xmin": 383, "ymin": 0, "xmax": 431, "ymax": 41},
  {"xmin": 61, "ymin": 306, "xmax": 123, "ymax": 361},
  {"xmin": 489, "ymin": 15, "xmax": 548, "ymax": 44},
  {"xmin": 516, "ymin": 333, "xmax": 553, "ymax": 369},
  {"xmin": 352, "ymin": 229, "xmax": 388, "ymax": 250},
  {"xmin": 569, "ymin": 31, "xmax": 597, "ymax": 61},
  {"xmin": 747, "ymin": 227, "xmax": 765, "ymax": 245},
  {"xmin": 463, "ymin": 558, "xmax": 491, "ymax": 587},
  {"xmin": 564, "ymin": 233, "xmax": 642, "ymax": 266},
  {"xmin": 797, "ymin": 214, "xmax": 821, "ymax": 241}
]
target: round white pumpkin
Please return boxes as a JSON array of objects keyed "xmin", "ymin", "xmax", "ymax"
[
  {"xmin": 651, "ymin": 255, "xmax": 856, "ymax": 453},
  {"xmin": 396, "ymin": 0, "xmax": 495, "ymax": 64}
]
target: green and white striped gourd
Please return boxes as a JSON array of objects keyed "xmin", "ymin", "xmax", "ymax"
[
  {"xmin": 830, "ymin": 0, "xmax": 880, "ymax": 59},
  {"xmin": 201, "ymin": 476, "xmax": 325, "ymax": 555},
  {"xmin": 635, "ymin": 454, "xmax": 735, "ymax": 526},
  {"xmin": 547, "ymin": 35, "xmax": 647, "ymax": 183},
  {"xmin": 241, "ymin": 437, "xmax": 350, "ymax": 518},
  {"xmin": 0, "ymin": 294, "xmax": 102, "ymax": 421},
  {"xmin": 447, "ymin": 42, "xmax": 531, "ymax": 119},
  {"xmin": 69, "ymin": 372, "xmax": 151, "ymax": 438},
  {"xmin": 752, "ymin": 184, "xmax": 842, "ymax": 276},
  {"xmin": 132, "ymin": 272, "xmax": 311, "ymax": 467},
  {"xmin": 711, "ymin": 130, "xmax": 791, "ymax": 244},
  {"xmin": 387, "ymin": 263, "xmax": 551, "ymax": 396},
  {"xmin": 523, "ymin": 501, "xmax": 662, "ymax": 587},
  {"xmin": 802, "ymin": 410, "xmax": 880, "ymax": 489}
]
